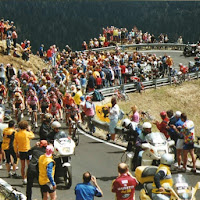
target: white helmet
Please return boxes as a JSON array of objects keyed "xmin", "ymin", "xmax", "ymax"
[
  {"xmin": 122, "ymin": 119, "xmax": 131, "ymax": 127},
  {"xmin": 160, "ymin": 154, "xmax": 174, "ymax": 165},
  {"xmin": 142, "ymin": 122, "xmax": 152, "ymax": 129},
  {"xmin": 51, "ymin": 121, "xmax": 61, "ymax": 129}
]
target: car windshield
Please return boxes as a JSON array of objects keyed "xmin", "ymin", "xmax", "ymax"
[{"xmin": 145, "ymin": 132, "xmax": 166, "ymax": 144}]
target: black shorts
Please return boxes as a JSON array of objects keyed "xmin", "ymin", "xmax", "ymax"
[
  {"xmin": 30, "ymin": 105, "xmax": 37, "ymax": 111},
  {"xmin": 41, "ymin": 105, "xmax": 49, "ymax": 113},
  {"xmin": 40, "ymin": 182, "xmax": 55, "ymax": 193},
  {"xmin": 19, "ymin": 152, "xmax": 30, "ymax": 160},
  {"xmin": 4, "ymin": 148, "xmax": 17, "ymax": 163},
  {"xmin": 0, "ymin": 142, "xmax": 2, "ymax": 149},
  {"xmin": 15, "ymin": 103, "xmax": 21, "ymax": 109}
]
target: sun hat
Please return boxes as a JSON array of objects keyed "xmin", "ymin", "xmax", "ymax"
[{"xmin": 45, "ymin": 145, "xmax": 54, "ymax": 157}]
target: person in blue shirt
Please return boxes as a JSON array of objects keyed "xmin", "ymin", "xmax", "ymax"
[{"xmin": 75, "ymin": 171, "xmax": 103, "ymax": 200}]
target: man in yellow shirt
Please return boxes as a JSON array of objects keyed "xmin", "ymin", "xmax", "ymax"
[
  {"xmin": 73, "ymin": 86, "xmax": 83, "ymax": 106},
  {"xmin": 14, "ymin": 120, "xmax": 35, "ymax": 185},
  {"xmin": 39, "ymin": 145, "xmax": 56, "ymax": 200},
  {"xmin": 2, "ymin": 120, "xmax": 18, "ymax": 178}
]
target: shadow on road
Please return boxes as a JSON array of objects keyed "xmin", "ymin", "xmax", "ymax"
[
  {"xmin": 88, "ymin": 141, "xmax": 102, "ymax": 144},
  {"xmin": 96, "ymin": 176, "xmax": 117, "ymax": 181},
  {"xmin": 107, "ymin": 151, "xmax": 124, "ymax": 154}
]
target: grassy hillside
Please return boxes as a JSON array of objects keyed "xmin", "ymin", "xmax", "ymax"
[{"xmin": 118, "ymin": 80, "xmax": 200, "ymax": 136}]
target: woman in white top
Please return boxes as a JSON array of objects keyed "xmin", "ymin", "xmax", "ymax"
[{"xmin": 108, "ymin": 97, "xmax": 119, "ymax": 141}]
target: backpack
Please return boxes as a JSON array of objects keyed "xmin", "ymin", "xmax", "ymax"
[
  {"xmin": 118, "ymin": 109, "xmax": 124, "ymax": 120},
  {"xmin": 92, "ymin": 90, "xmax": 104, "ymax": 101}
]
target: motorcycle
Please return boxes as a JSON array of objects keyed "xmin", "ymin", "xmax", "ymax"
[
  {"xmin": 53, "ymin": 131, "xmax": 75, "ymax": 188},
  {"xmin": 135, "ymin": 166, "xmax": 200, "ymax": 200},
  {"xmin": 183, "ymin": 44, "xmax": 198, "ymax": 57},
  {"xmin": 140, "ymin": 132, "xmax": 175, "ymax": 166},
  {"xmin": 123, "ymin": 132, "xmax": 174, "ymax": 171}
]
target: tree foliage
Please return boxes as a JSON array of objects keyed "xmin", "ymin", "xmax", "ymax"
[{"xmin": 0, "ymin": 0, "xmax": 199, "ymax": 52}]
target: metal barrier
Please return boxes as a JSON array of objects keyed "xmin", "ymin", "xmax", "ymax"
[{"xmin": 88, "ymin": 43, "xmax": 186, "ymax": 52}]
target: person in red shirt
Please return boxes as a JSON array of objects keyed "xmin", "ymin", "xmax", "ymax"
[
  {"xmin": 96, "ymin": 75, "xmax": 102, "ymax": 89},
  {"xmin": 0, "ymin": 19, "xmax": 4, "ymax": 40},
  {"xmin": 112, "ymin": 163, "xmax": 138, "ymax": 200},
  {"xmin": 47, "ymin": 47, "xmax": 53, "ymax": 63},
  {"xmin": 120, "ymin": 64, "xmax": 126, "ymax": 84},
  {"xmin": 154, "ymin": 111, "xmax": 169, "ymax": 139}
]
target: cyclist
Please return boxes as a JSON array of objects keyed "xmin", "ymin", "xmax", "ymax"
[
  {"xmin": 27, "ymin": 91, "xmax": 39, "ymax": 128},
  {"xmin": 39, "ymin": 95, "xmax": 50, "ymax": 121},
  {"xmin": 68, "ymin": 103, "xmax": 80, "ymax": 135},
  {"xmin": 63, "ymin": 93, "xmax": 75, "ymax": 125},
  {"xmin": 49, "ymin": 98, "xmax": 62, "ymax": 121},
  {"xmin": 13, "ymin": 92, "xmax": 25, "ymax": 122}
]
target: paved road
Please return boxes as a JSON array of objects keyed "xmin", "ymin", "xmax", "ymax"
[{"xmin": 1, "ymin": 131, "xmax": 200, "ymax": 200}]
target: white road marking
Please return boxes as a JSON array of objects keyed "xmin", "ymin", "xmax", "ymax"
[{"xmin": 79, "ymin": 129, "xmax": 126, "ymax": 150}]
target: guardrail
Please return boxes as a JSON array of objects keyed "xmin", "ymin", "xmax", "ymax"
[{"xmin": 89, "ymin": 43, "xmax": 186, "ymax": 52}]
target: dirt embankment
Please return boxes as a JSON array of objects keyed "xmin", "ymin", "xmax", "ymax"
[{"xmin": 0, "ymin": 40, "xmax": 48, "ymax": 72}]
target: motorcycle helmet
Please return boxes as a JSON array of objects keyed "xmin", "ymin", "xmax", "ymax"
[
  {"xmin": 160, "ymin": 154, "xmax": 174, "ymax": 166},
  {"xmin": 142, "ymin": 122, "xmax": 152, "ymax": 129},
  {"xmin": 122, "ymin": 119, "xmax": 131, "ymax": 127},
  {"xmin": 51, "ymin": 121, "xmax": 61, "ymax": 129},
  {"xmin": 44, "ymin": 113, "xmax": 52, "ymax": 123}
]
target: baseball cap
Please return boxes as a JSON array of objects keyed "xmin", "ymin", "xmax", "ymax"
[
  {"xmin": 45, "ymin": 145, "xmax": 54, "ymax": 157},
  {"xmin": 175, "ymin": 111, "xmax": 181, "ymax": 117},
  {"xmin": 40, "ymin": 140, "xmax": 48, "ymax": 148}
]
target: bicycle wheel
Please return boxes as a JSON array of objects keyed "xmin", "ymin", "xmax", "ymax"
[{"xmin": 125, "ymin": 93, "xmax": 130, "ymax": 101}]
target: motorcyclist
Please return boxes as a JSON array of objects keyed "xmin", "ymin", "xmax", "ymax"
[
  {"xmin": 47, "ymin": 121, "xmax": 61, "ymax": 144},
  {"xmin": 151, "ymin": 154, "xmax": 174, "ymax": 200},
  {"xmin": 39, "ymin": 113, "xmax": 52, "ymax": 140},
  {"xmin": 132, "ymin": 122, "xmax": 152, "ymax": 170},
  {"xmin": 121, "ymin": 118, "xmax": 141, "ymax": 152}
]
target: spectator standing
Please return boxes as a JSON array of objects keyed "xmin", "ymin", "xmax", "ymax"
[
  {"xmin": 170, "ymin": 111, "xmax": 184, "ymax": 170},
  {"xmin": 74, "ymin": 86, "xmax": 83, "ymax": 107},
  {"xmin": 0, "ymin": 64, "xmax": 6, "ymax": 85},
  {"xmin": 12, "ymin": 26, "xmax": 18, "ymax": 48},
  {"xmin": 95, "ymin": 75, "xmax": 102, "ymax": 89},
  {"xmin": 2, "ymin": 120, "xmax": 18, "ymax": 177},
  {"xmin": 14, "ymin": 120, "xmax": 35, "ymax": 185},
  {"xmin": 38, "ymin": 144, "xmax": 56, "ymax": 200},
  {"xmin": 84, "ymin": 96, "xmax": 95, "ymax": 134},
  {"xmin": 165, "ymin": 56, "xmax": 173, "ymax": 76},
  {"xmin": 154, "ymin": 111, "xmax": 169, "ymax": 139},
  {"xmin": 6, "ymin": 35, "xmax": 11, "ymax": 55},
  {"xmin": 0, "ymin": 19, "xmax": 4, "ymax": 40},
  {"xmin": 26, "ymin": 140, "xmax": 47, "ymax": 200},
  {"xmin": 130, "ymin": 105, "xmax": 140, "ymax": 123},
  {"xmin": 172, "ymin": 113, "xmax": 196, "ymax": 172},
  {"xmin": 112, "ymin": 163, "xmax": 138, "ymax": 200},
  {"xmin": 87, "ymin": 71, "xmax": 95, "ymax": 92},
  {"xmin": 75, "ymin": 171, "xmax": 103, "ymax": 200},
  {"xmin": 108, "ymin": 97, "xmax": 119, "ymax": 141}
]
